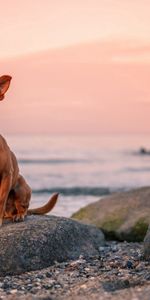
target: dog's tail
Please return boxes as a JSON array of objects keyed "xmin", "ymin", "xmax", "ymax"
[{"xmin": 27, "ymin": 193, "xmax": 59, "ymax": 215}]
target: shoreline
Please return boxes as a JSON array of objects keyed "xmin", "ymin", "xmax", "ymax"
[{"xmin": 0, "ymin": 241, "xmax": 149, "ymax": 300}]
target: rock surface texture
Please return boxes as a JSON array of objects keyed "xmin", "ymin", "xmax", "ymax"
[
  {"xmin": 144, "ymin": 225, "xmax": 150, "ymax": 260},
  {"xmin": 72, "ymin": 187, "xmax": 150, "ymax": 242},
  {"xmin": 0, "ymin": 215, "xmax": 105, "ymax": 276}
]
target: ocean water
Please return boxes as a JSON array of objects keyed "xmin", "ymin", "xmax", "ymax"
[{"xmin": 5, "ymin": 134, "xmax": 150, "ymax": 217}]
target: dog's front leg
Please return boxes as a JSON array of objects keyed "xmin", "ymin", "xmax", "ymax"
[{"xmin": 0, "ymin": 174, "xmax": 12, "ymax": 226}]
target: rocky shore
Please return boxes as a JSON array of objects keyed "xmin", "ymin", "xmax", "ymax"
[
  {"xmin": 72, "ymin": 187, "xmax": 150, "ymax": 242},
  {"xmin": 0, "ymin": 187, "xmax": 150, "ymax": 300},
  {"xmin": 0, "ymin": 241, "xmax": 149, "ymax": 300}
]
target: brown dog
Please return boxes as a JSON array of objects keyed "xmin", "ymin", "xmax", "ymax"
[
  {"xmin": 0, "ymin": 134, "xmax": 19, "ymax": 224},
  {"xmin": 4, "ymin": 174, "xmax": 31, "ymax": 221},
  {"xmin": 0, "ymin": 75, "xmax": 58, "ymax": 224},
  {"xmin": 5, "ymin": 174, "xmax": 58, "ymax": 221}
]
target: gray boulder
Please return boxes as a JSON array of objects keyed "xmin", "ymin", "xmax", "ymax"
[
  {"xmin": 0, "ymin": 215, "xmax": 105, "ymax": 276},
  {"xmin": 72, "ymin": 187, "xmax": 150, "ymax": 242},
  {"xmin": 144, "ymin": 225, "xmax": 150, "ymax": 260}
]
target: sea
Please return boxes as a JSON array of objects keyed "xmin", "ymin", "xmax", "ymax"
[{"xmin": 5, "ymin": 134, "xmax": 150, "ymax": 217}]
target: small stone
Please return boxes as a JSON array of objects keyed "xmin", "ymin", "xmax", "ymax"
[
  {"xmin": 99, "ymin": 246, "xmax": 106, "ymax": 252},
  {"xmin": 46, "ymin": 272, "xmax": 53, "ymax": 278},
  {"xmin": 36, "ymin": 274, "xmax": 45, "ymax": 279},
  {"xmin": 26, "ymin": 284, "xmax": 33, "ymax": 290},
  {"xmin": 35, "ymin": 278, "xmax": 41, "ymax": 282},
  {"xmin": 18, "ymin": 286, "xmax": 25, "ymax": 291},
  {"xmin": 126, "ymin": 260, "xmax": 134, "ymax": 269},
  {"xmin": 10, "ymin": 289, "xmax": 18, "ymax": 294},
  {"xmin": 111, "ymin": 245, "xmax": 118, "ymax": 252},
  {"xmin": 145, "ymin": 273, "xmax": 150, "ymax": 280},
  {"xmin": 54, "ymin": 284, "xmax": 62, "ymax": 289},
  {"xmin": 84, "ymin": 268, "xmax": 90, "ymax": 272},
  {"xmin": 3, "ymin": 282, "xmax": 11, "ymax": 290}
]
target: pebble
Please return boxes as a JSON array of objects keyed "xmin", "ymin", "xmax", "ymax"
[
  {"xmin": 126, "ymin": 260, "xmax": 134, "ymax": 269},
  {"xmin": 10, "ymin": 289, "xmax": 18, "ymax": 294}
]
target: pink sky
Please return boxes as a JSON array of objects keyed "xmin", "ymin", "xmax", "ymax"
[{"xmin": 1, "ymin": 1, "xmax": 150, "ymax": 134}]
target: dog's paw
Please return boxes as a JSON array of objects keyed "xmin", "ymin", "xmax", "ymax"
[{"xmin": 12, "ymin": 214, "xmax": 25, "ymax": 222}]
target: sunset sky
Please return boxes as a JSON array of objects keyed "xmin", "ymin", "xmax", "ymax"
[{"xmin": 1, "ymin": 0, "xmax": 150, "ymax": 134}]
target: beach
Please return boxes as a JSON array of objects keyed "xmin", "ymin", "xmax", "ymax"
[
  {"xmin": 0, "ymin": 134, "xmax": 149, "ymax": 300},
  {"xmin": 0, "ymin": 241, "xmax": 149, "ymax": 300}
]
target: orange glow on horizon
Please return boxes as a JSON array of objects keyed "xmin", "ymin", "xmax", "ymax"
[{"xmin": 1, "ymin": 1, "xmax": 150, "ymax": 134}]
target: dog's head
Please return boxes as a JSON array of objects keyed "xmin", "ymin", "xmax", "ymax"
[
  {"xmin": 0, "ymin": 75, "xmax": 12, "ymax": 101},
  {"xmin": 15, "ymin": 195, "xmax": 30, "ymax": 218}
]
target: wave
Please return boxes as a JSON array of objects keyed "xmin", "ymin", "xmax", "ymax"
[
  {"xmin": 32, "ymin": 186, "xmax": 111, "ymax": 196},
  {"xmin": 18, "ymin": 158, "xmax": 88, "ymax": 164},
  {"xmin": 125, "ymin": 167, "xmax": 150, "ymax": 172}
]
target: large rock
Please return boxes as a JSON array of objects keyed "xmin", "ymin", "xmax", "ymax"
[
  {"xmin": 0, "ymin": 215, "xmax": 104, "ymax": 276},
  {"xmin": 144, "ymin": 225, "xmax": 150, "ymax": 260},
  {"xmin": 72, "ymin": 187, "xmax": 150, "ymax": 242}
]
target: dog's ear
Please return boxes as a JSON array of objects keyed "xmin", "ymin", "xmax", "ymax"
[{"xmin": 0, "ymin": 75, "xmax": 12, "ymax": 100}]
